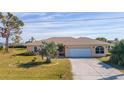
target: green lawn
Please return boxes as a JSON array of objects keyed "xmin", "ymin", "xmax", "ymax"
[
  {"xmin": 98, "ymin": 56, "xmax": 124, "ymax": 73},
  {"xmin": 0, "ymin": 48, "xmax": 72, "ymax": 80}
]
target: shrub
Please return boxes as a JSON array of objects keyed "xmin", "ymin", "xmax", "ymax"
[
  {"xmin": 110, "ymin": 40, "xmax": 124, "ymax": 65},
  {"xmin": 24, "ymin": 51, "xmax": 34, "ymax": 56},
  {"xmin": 16, "ymin": 51, "xmax": 34, "ymax": 56}
]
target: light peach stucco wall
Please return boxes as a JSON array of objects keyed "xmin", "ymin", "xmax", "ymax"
[
  {"xmin": 27, "ymin": 44, "xmax": 109, "ymax": 57},
  {"xmin": 27, "ymin": 45, "xmax": 41, "ymax": 51},
  {"xmin": 27, "ymin": 45, "xmax": 34, "ymax": 51}
]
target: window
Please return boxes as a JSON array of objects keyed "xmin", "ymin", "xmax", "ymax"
[{"xmin": 95, "ymin": 46, "xmax": 104, "ymax": 54}]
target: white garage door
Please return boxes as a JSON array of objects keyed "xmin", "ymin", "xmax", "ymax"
[{"xmin": 67, "ymin": 48, "xmax": 92, "ymax": 57}]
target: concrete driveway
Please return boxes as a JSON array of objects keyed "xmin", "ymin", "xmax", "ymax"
[{"xmin": 69, "ymin": 58, "xmax": 124, "ymax": 80}]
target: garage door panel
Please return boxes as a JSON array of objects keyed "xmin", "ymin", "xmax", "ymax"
[{"xmin": 67, "ymin": 48, "xmax": 92, "ymax": 57}]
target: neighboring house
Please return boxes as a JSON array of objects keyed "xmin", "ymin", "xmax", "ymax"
[{"xmin": 26, "ymin": 37, "xmax": 110, "ymax": 58}]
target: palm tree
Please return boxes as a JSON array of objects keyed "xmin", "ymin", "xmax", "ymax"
[
  {"xmin": 110, "ymin": 40, "xmax": 124, "ymax": 65},
  {"xmin": 39, "ymin": 41, "xmax": 58, "ymax": 63}
]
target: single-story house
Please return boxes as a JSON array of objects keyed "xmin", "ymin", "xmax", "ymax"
[{"xmin": 26, "ymin": 37, "xmax": 110, "ymax": 58}]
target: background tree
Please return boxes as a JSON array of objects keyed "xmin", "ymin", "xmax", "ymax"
[
  {"xmin": 0, "ymin": 12, "xmax": 24, "ymax": 52},
  {"xmin": 110, "ymin": 40, "xmax": 124, "ymax": 65},
  {"xmin": 96, "ymin": 37, "xmax": 107, "ymax": 42},
  {"xmin": 114, "ymin": 38, "xmax": 119, "ymax": 42},
  {"xmin": 39, "ymin": 41, "xmax": 58, "ymax": 63},
  {"xmin": 25, "ymin": 36, "xmax": 35, "ymax": 44},
  {"xmin": 30, "ymin": 36, "xmax": 35, "ymax": 42},
  {"xmin": 11, "ymin": 29, "xmax": 22, "ymax": 46}
]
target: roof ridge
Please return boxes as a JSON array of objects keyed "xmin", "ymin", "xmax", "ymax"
[
  {"xmin": 48, "ymin": 37, "xmax": 75, "ymax": 38},
  {"xmin": 26, "ymin": 37, "xmax": 110, "ymax": 46}
]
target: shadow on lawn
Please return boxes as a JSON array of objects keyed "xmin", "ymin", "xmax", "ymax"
[
  {"xmin": 15, "ymin": 53, "xmax": 33, "ymax": 56},
  {"xmin": 13, "ymin": 52, "xmax": 34, "ymax": 56},
  {"xmin": 18, "ymin": 61, "xmax": 50, "ymax": 68}
]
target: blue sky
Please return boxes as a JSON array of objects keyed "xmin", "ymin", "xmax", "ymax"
[{"xmin": 1, "ymin": 12, "xmax": 124, "ymax": 42}]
